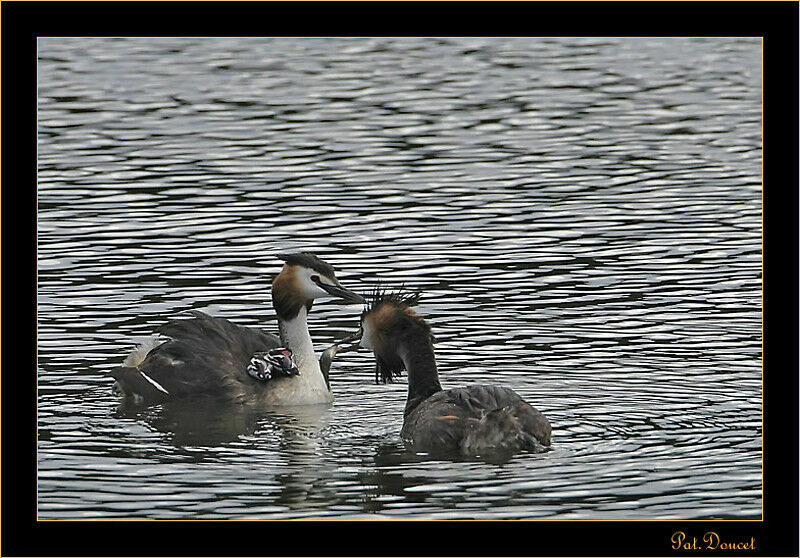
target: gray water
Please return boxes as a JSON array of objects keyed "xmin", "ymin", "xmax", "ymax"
[{"xmin": 37, "ymin": 38, "xmax": 762, "ymax": 520}]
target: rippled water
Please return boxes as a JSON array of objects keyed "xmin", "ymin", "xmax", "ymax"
[{"xmin": 37, "ymin": 38, "xmax": 761, "ymax": 520}]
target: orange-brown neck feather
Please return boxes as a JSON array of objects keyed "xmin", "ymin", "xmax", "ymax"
[
  {"xmin": 272, "ymin": 266, "xmax": 313, "ymax": 320},
  {"xmin": 366, "ymin": 301, "xmax": 435, "ymax": 386}
]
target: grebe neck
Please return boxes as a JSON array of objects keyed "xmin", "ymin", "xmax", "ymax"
[
  {"xmin": 398, "ymin": 341, "xmax": 442, "ymax": 417},
  {"xmin": 278, "ymin": 306, "xmax": 321, "ymax": 380}
]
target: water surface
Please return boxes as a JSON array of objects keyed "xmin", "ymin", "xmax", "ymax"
[{"xmin": 37, "ymin": 37, "xmax": 762, "ymax": 520}]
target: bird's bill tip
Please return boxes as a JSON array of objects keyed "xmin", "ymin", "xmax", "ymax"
[{"xmin": 320, "ymin": 282, "xmax": 366, "ymax": 304}]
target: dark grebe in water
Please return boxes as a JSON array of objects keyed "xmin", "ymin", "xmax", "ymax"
[
  {"xmin": 109, "ymin": 252, "xmax": 365, "ymax": 406},
  {"xmin": 357, "ymin": 290, "xmax": 551, "ymax": 456}
]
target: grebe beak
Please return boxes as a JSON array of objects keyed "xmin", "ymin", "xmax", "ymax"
[
  {"xmin": 319, "ymin": 281, "xmax": 366, "ymax": 304},
  {"xmin": 320, "ymin": 328, "xmax": 363, "ymax": 381},
  {"xmin": 337, "ymin": 328, "xmax": 363, "ymax": 346},
  {"xmin": 323, "ymin": 328, "xmax": 363, "ymax": 356}
]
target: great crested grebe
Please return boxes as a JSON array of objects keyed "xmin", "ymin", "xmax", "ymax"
[
  {"xmin": 110, "ymin": 252, "xmax": 365, "ymax": 406},
  {"xmin": 357, "ymin": 290, "xmax": 551, "ymax": 456}
]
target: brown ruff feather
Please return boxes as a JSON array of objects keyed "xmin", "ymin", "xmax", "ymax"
[
  {"xmin": 272, "ymin": 266, "xmax": 312, "ymax": 320},
  {"xmin": 363, "ymin": 294, "xmax": 432, "ymax": 384}
]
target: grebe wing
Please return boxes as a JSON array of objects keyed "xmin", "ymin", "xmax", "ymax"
[
  {"xmin": 400, "ymin": 390, "xmax": 471, "ymax": 450},
  {"xmin": 402, "ymin": 385, "xmax": 551, "ymax": 454},
  {"xmin": 449, "ymin": 385, "xmax": 550, "ymax": 448},
  {"xmin": 113, "ymin": 311, "xmax": 280, "ymax": 402}
]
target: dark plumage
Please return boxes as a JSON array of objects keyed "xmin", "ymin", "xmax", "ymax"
[
  {"xmin": 401, "ymin": 385, "xmax": 551, "ymax": 454},
  {"xmin": 362, "ymin": 287, "xmax": 421, "ymax": 315},
  {"xmin": 361, "ymin": 291, "xmax": 551, "ymax": 456},
  {"xmin": 110, "ymin": 311, "xmax": 280, "ymax": 404},
  {"xmin": 277, "ymin": 252, "xmax": 336, "ymax": 280}
]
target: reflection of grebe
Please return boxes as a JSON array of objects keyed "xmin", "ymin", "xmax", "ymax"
[
  {"xmin": 357, "ymin": 290, "xmax": 551, "ymax": 455},
  {"xmin": 109, "ymin": 253, "xmax": 365, "ymax": 406}
]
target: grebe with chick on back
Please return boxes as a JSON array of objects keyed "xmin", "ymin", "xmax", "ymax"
[
  {"xmin": 355, "ymin": 289, "xmax": 551, "ymax": 456},
  {"xmin": 110, "ymin": 252, "xmax": 365, "ymax": 406}
]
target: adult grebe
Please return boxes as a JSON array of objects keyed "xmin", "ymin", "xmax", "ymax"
[
  {"xmin": 110, "ymin": 252, "xmax": 365, "ymax": 406},
  {"xmin": 357, "ymin": 290, "xmax": 551, "ymax": 456}
]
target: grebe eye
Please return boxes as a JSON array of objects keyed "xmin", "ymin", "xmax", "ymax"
[{"xmin": 311, "ymin": 275, "xmax": 320, "ymax": 283}]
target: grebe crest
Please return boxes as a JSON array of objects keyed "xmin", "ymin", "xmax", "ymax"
[{"xmin": 359, "ymin": 288, "xmax": 431, "ymax": 385}]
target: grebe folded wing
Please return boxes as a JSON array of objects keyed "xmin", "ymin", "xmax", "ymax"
[
  {"xmin": 111, "ymin": 311, "xmax": 280, "ymax": 402},
  {"xmin": 401, "ymin": 385, "xmax": 551, "ymax": 453}
]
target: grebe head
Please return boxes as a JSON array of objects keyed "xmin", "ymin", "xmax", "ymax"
[
  {"xmin": 272, "ymin": 252, "xmax": 365, "ymax": 320},
  {"xmin": 359, "ymin": 289, "xmax": 430, "ymax": 383}
]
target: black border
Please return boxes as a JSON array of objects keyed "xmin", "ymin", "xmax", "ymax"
[{"xmin": 5, "ymin": 1, "xmax": 797, "ymax": 557}]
